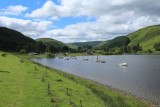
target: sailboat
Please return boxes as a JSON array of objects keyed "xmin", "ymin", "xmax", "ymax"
[
  {"xmin": 83, "ymin": 58, "xmax": 88, "ymax": 60},
  {"xmin": 93, "ymin": 55, "xmax": 100, "ymax": 62},
  {"xmin": 119, "ymin": 46, "xmax": 128, "ymax": 66},
  {"xmin": 83, "ymin": 56, "xmax": 88, "ymax": 60}
]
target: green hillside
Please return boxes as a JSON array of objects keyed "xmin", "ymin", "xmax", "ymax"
[
  {"xmin": 0, "ymin": 27, "xmax": 35, "ymax": 51},
  {"xmin": 66, "ymin": 43, "xmax": 78, "ymax": 49},
  {"xmin": 69, "ymin": 41, "xmax": 102, "ymax": 48},
  {"xmin": 95, "ymin": 36, "xmax": 130, "ymax": 50},
  {"xmin": 36, "ymin": 38, "xmax": 68, "ymax": 49},
  {"xmin": 127, "ymin": 25, "xmax": 160, "ymax": 50}
]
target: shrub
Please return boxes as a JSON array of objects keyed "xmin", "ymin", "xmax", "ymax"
[
  {"xmin": 153, "ymin": 42, "xmax": 160, "ymax": 51},
  {"xmin": 20, "ymin": 49, "xmax": 27, "ymax": 54},
  {"xmin": 147, "ymin": 49, "xmax": 152, "ymax": 53},
  {"xmin": 19, "ymin": 58, "xmax": 24, "ymax": 63},
  {"xmin": 45, "ymin": 52, "xmax": 55, "ymax": 58},
  {"xmin": 1, "ymin": 53, "xmax": 7, "ymax": 57}
]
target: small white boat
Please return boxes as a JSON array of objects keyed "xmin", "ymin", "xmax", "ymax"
[
  {"xmin": 119, "ymin": 46, "xmax": 128, "ymax": 66},
  {"xmin": 119, "ymin": 62, "xmax": 128, "ymax": 66},
  {"xmin": 93, "ymin": 55, "xmax": 100, "ymax": 62},
  {"xmin": 83, "ymin": 58, "xmax": 88, "ymax": 60},
  {"xmin": 93, "ymin": 60, "xmax": 100, "ymax": 62},
  {"xmin": 58, "ymin": 56, "xmax": 64, "ymax": 59}
]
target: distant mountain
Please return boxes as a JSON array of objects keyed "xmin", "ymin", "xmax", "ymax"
[
  {"xmin": 127, "ymin": 25, "xmax": 160, "ymax": 50},
  {"xmin": 36, "ymin": 38, "xmax": 68, "ymax": 49},
  {"xmin": 0, "ymin": 27, "xmax": 35, "ymax": 51},
  {"xmin": 67, "ymin": 41, "xmax": 102, "ymax": 49},
  {"xmin": 94, "ymin": 36, "xmax": 130, "ymax": 50}
]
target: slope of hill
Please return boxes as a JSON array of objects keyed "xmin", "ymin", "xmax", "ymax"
[
  {"xmin": 0, "ymin": 27, "xmax": 35, "ymax": 51},
  {"xmin": 66, "ymin": 43, "xmax": 78, "ymax": 49},
  {"xmin": 68, "ymin": 41, "xmax": 102, "ymax": 48},
  {"xmin": 36, "ymin": 38, "xmax": 68, "ymax": 49},
  {"xmin": 127, "ymin": 25, "xmax": 160, "ymax": 50},
  {"xmin": 95, "ymin": 36, "xmax": 130, "ymax": 50}
]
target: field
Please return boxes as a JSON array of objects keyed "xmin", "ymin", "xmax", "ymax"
[{"xmin": 0, "ymin": 52, "xmax": 148, "ymax": 107}]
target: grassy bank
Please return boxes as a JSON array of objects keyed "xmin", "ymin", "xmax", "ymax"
[{"xmin": 0, "ymin": 52, "xmax": 149, "ymax": 107}]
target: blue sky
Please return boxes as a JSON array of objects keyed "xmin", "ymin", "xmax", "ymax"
[{"xmin": 0, "ymin": 0, "xmax": 160, "ymax": 43}]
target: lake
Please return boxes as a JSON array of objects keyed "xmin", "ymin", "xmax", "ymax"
[{"xmin": 31, "ymin": 55, "xmax": 160, "ymax": 104}]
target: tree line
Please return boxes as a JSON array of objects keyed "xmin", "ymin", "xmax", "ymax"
[{"xmin": 21, "ymin": 41, "xmax": 69, "ymax": 54}]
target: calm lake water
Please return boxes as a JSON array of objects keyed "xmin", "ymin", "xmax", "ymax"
[{"xmin": 31, "ymin": 55, "xmax": 160, "ymax": 104}]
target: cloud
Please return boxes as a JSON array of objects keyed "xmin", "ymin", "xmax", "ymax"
[
  {"xmin": 0, "ymin": 5, "xmax": 28, "ymax": 16},
  {"xmin": 0, "ymin": 16, "xmax": 52, "ymax": 36},
  {"xmin": 25, "ymin": 0, "xmax": 160, "ymax": 18},
  {"xmin": 50, "ymin": 16, "xmax": 59, "ymax": 20},
  {"xmin": 42, "ymin": 14, "xmax": 160, "ymax": 43},
  {"xmin": 3, "ymin": 0, "xmax": 160, "ymax": 43}
]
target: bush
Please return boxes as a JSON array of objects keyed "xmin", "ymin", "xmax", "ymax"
[
  {"xmin": 45, "ymin": 52, "xmax": 55, "ymax": 58},
  {"xmin": 20, "ymin": 49, "xmax": 27, "ymax": 54},
  {"xmin": 147, "ymin": 49, "xmax": 152, "ymax": 53},
  {"xmin": 1, "ymin": 53, "xmax": 7, "ymax": 57},
  {"xmin": 19, "ymin": 58, "xmax": 24, "ymax": 63},
  {"xmin": 153, "ymin": 42, "xmax": 160, "ymax": 51}
]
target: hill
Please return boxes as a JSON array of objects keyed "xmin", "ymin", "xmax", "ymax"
[
  {"xmin": 66, "ymin": 43, "xmax": 78, "ymax": 49},
  {"xmin": 127, "ymin": 25, "xmax": 160, "ymax": 50},
  {"xmin": 95, "ymin": 36, "xmax": 130, "ymax": 50},
  {"xmin": 0, "ymin": 27, "xmax": 35, "ymax": 51},
  {"xmin": 36, "ymin": 38, "xmax": 68, "ymax": 49},
  {"xmin": 68, "ymin": 41, "xmax": 102, "ymax": 49}
]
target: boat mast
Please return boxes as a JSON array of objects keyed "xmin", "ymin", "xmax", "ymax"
[
  {"xmin": 123, "ymin": 45, "xmax": 125, "ymax": 55},
  {"xmin": 123, "ymin": 45, "xmax": 126, "ymax": 62}
]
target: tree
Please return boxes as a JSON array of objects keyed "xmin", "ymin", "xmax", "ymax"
[
  {"xmin": 114, "ymin": 47, "xmax": 123, "ymax": 54},
  {"xmin": 46, "ymin": 44, "xmax": 57, "ymax": 53},
  {"xmin": 35, "ymin": 41, "xmax": 46, "ymax": 53},
  {"xmin": 77, "ymin": 46, "xmax": 82, "ymax": 52},
  {"xmin": 147, "ymin": 49, "xmax": 152, "ymax": 53},
  {"xmin": 24, "ymin": 43, "xmax": 35, "ymax": 53},
  {"xmin": 126, "ymin": 46, "xmax": 131, "ymax": 53},
  {"xmin": 45, "ymin": 52, "xmax": 55, "ymax": 58},
  {"xmin": 153, "ymin": 42, "xmax": 160, "ymax": 51},
  {"xmin": 62, "ymin": 46, "xmax": 69, "ymax": 52},
  {"xmin": 131, "ymin": 43, "xmax": 142, "ymax": 53}
]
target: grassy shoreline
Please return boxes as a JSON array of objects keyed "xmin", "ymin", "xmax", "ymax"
[
  {"xmin": 0, "ymin": 52, "xmax": 155, "ymax": 107},
  {"xmin": 31, "ymin": 59, "xmax": 157, "ymax": 107}
]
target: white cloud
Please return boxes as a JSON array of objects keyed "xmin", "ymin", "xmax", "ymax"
[
  {"xmin": 42, "ymin": 14, "xmax": 160, "ymax": 43},
  {"xmin": 2, "ymin": 0, "xmax": 160, "ymax": 43},
  {"xmin": 0, "ymin": 16, "xmax": 52, "ymax": 36},
  {"xmin": 26, "ymin": 0, "xmax": 160, "ymax": 19},
  {"xmin": 25, "ymin": 1, "xmax": 58, "ymax": 18},
  {"xmin": 0, "ymin": 5, "xmax": 28, "ymax": 16},
  {"xmin": 50, "ymin": 16, "xmax": 59, "ymax": 20}
]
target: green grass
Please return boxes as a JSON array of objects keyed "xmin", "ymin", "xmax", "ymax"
[
  {"xmin": 0, "ymin": 52, "xmax": 148, "ymax": 107},
  {"xmin": 127, "ymin": 25, "xmax": 160, "ymax": 50},
  {"xmin": 66, "ymin": 43, "xmax": 78, "ymax": 49}
]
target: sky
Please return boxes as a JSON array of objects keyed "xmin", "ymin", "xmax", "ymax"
[{"xmin": 0, "ymin": 0, "xmax": 160, "ymax": 43}]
